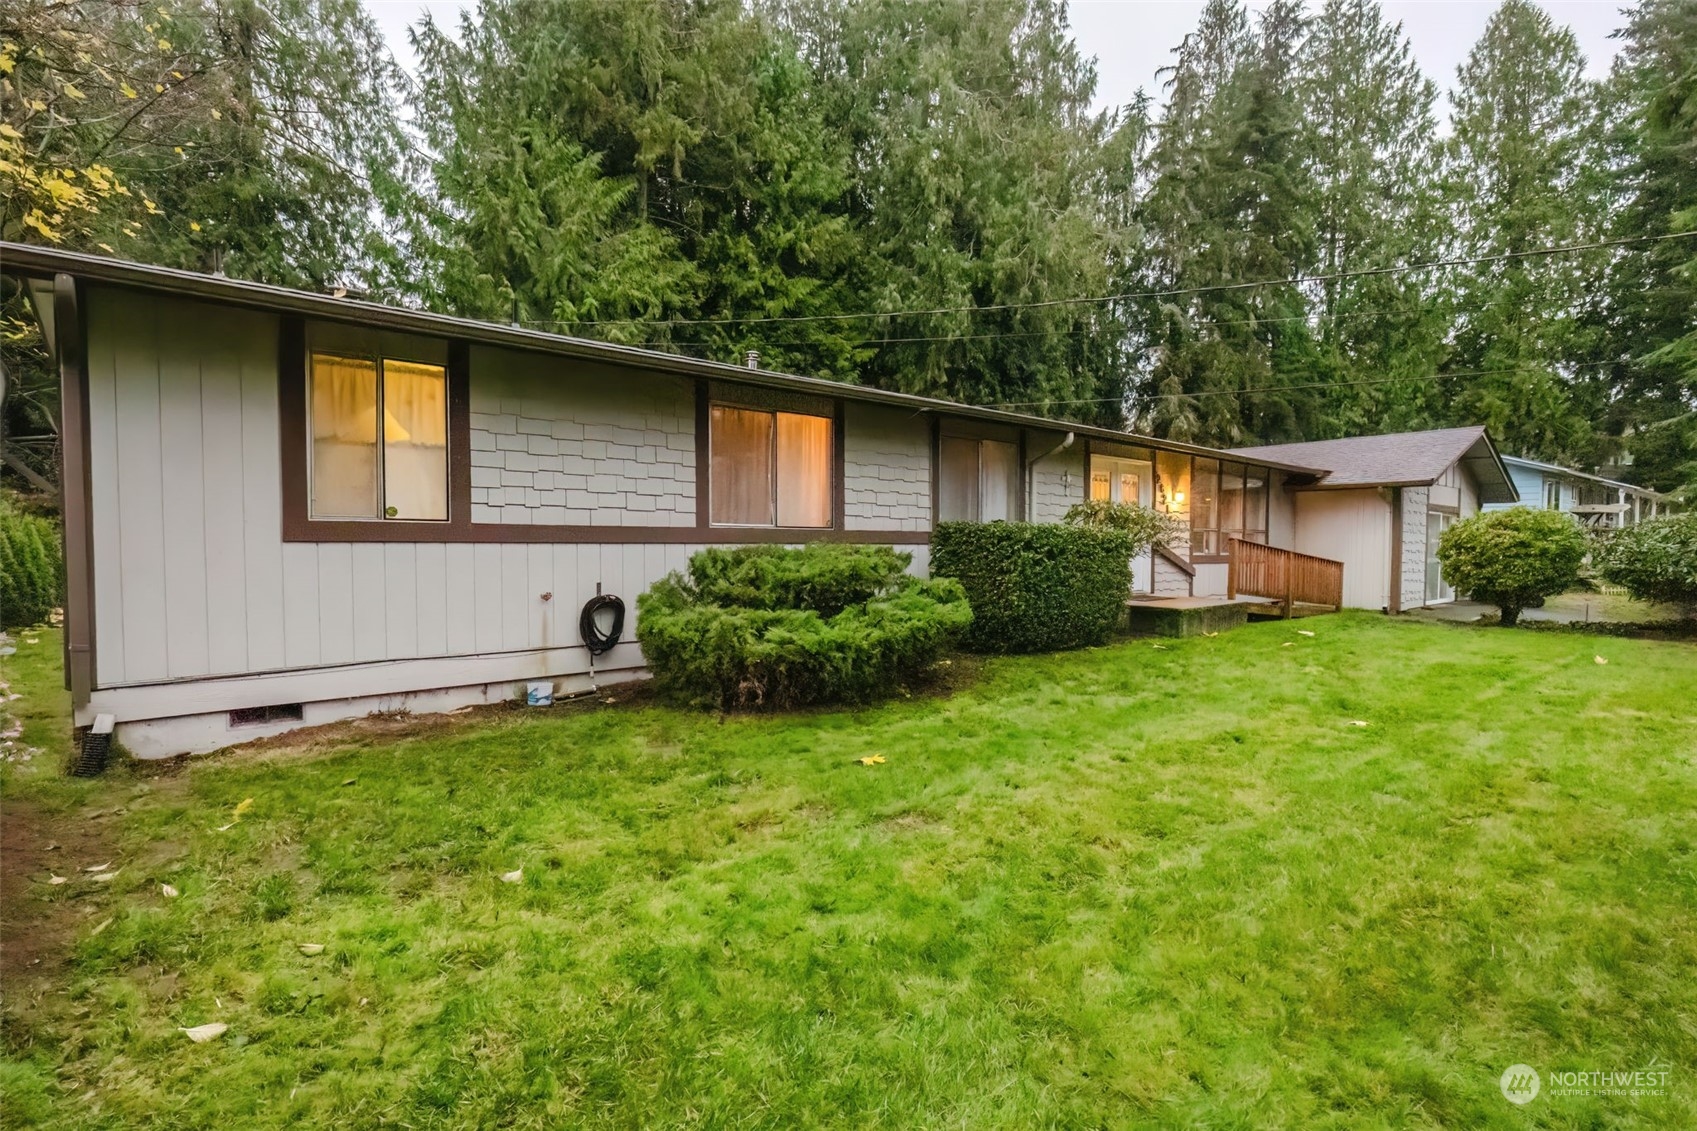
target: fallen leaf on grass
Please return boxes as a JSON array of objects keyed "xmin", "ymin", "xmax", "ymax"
[
  {"xmin": 1202, "ymin": 631, "xmax": 1219, "ymax": 638},
  {"xmin": 1594, "ymin": 655, "xmax": 1608, "ymax": 665},
  {"xmin": 1151, "ymin": 643, "xmax": 1168, "ymax": 650},
  {"xmin": 90, "ymin": 918, "xmax": 113, "ymax": 937},
  {"xmin": 48, "ymin": 874, "xmax": 67, "ymax": 885},
  {"xmin": 297, "ymin": 943, "xmax": 324, "ymax": 956},
  {"xmin": 161, "ymin": 883, "xmax": 179, "ymax": 898},
  {"xmin": 500, "ymin": 869, "xmax": 523, "ymax": 884},
  {"xmin": 341, "ymin": 779, "xmax": 356, "ymax": 787},
  {"xmin": 1280, "ymin": 642, "xmax": 1294, "ymax": 648},
  {"xmin": 1296, "ymin": 630, "xmax": 1315, "ymax": 637},
  {"xmin": 90, "ymin": 871, "xmax": 119, "ymax": 882},
  {"xmin": 214, "ymin": 824, "xmax": 234, "ymax": 832},
  {"xmin": 179, "ymin": 1023, "xmax": 228, "ymax": 1043},
  {"xmin": 83, "ymin": 862, "xmax": 112, "ymax": 872},
  {"xmin": 1348, "ymin": 721, "xmax": 1369, "ymax": 728},
  {"xmin": 230, "ymin": 798, "xmax": 254, "ymax": 822},
  {"xmin": 856, "ymin": 754, "xmax": 887, "ymax": 766}
]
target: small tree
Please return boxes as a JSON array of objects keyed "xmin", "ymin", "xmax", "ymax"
[
  {"xmin": 1437, "ymin": 507, "xmax": 1587, "ymax": 626},
  {"xmin": 1595, "ymin": 513, "xmax": 1697, "ymax": 615}
]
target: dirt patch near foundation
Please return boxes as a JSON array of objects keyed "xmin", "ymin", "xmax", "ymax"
[{"xmin": 0, "ymin": 792, "xmax": 119, "ymax": 989}]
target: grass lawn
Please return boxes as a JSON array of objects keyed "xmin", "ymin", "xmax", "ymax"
[{"xmin": 2, "ymin": 614, "xmax": 1694, "ymax": 1129}]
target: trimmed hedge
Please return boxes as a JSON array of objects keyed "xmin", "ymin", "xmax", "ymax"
[
  {"xmin": 930, "ymin": 521, "xmax": 1134, "ymax": 652},
  {"xmin": 0, "ymin": 504, "xmax": 63, "ymax": 631},
  {"xmin": 638, "ymin": 545, "xmax": 972, "ymax": 710},
  {"xmin": 1595, "ymin": 512, "xmax": 1697, "ymax": 613}
]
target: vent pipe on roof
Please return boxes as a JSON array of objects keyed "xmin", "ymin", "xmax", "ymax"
[{"xmin": 744, "ymin": 350, "xmax": 760, "ymax": 369}]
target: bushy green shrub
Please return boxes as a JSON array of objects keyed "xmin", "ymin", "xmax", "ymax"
[
  {"xmin": 1063, "ymin": 499, "xmax": 1181, "ymax": 558},
  {"xmin": 0, "ymin": 504, "xmax": 63, "ymax": 631},
  {"xmin": 931, "ymin": 521, "xmax": 1134, "ymax": 652},
  {"xmin": 1437, "ymin": 507, "xmax": 1587, "ymax": 627},
  {"xmin": 638, "ymin": 544, "xmax": 972, "ymax": 710},
  {"xmin": 1595, "ymin": 512, "xmax": 1697, "ymax": 613}
]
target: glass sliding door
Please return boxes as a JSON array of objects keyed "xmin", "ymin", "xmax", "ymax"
[{"xmin": 1425, "ymin": 511, "xmax": 1455, "ymax": 604}]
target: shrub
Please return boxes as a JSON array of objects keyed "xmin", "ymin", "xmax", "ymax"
[
  {"xmin": 1062, "ymin": 499, "xmax": 1181, "ymax": 559},
  {"xmin": 638, "ymin": 544, "xmax": 972, "ymax": 710},
  {"xmin": 1595, "ymin": 512, "xmax": 1697, "ymax": 614},
  {"xmin": 1437, "ymin": 507, "xmax": 1587, "ymax": 627},
  {"xmin": 931, "ymin": 521, "xmax": 1134, "ymax": 652},
  {"xmin": 0, "ymin": 503, "xmax": 63, "ymax": 631}
]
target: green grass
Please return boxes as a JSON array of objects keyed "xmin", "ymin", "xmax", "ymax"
[{"xmin": 2, "ymin": 615, "xmax": 1695, "ymax": 1129}]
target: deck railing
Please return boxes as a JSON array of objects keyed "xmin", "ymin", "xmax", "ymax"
[{"xmin": 1226, "ymin": 537, "xmax": 1344, "ymax": 616}]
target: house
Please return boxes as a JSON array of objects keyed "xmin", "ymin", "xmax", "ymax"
[
  {"xmin": 7, "ymin": 243, "xmax": 1341, "ymax": 757},
  {"xmin": 1487, "ymin": 455, "xmax": 1670, "ymax": 529},
  {"xmin": 1230, "ymin": 427, "xmax": 1518, "ymax": 613}
]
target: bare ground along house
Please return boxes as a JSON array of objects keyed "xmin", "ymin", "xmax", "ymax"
[{"xmin": 7, "ymin": 244, "xmax": 1520, "ymax": 757}]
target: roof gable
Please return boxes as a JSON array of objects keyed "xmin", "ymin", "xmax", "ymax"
[{"xmin": 1231, "ymin": 427, "xmax": 1518, "ymax": 503}]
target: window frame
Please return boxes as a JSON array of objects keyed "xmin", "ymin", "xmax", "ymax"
[
  {"xmin": 934, "ymin": 424, "xmax": 1026, "ymax": 525},
  {"xmin": 706, "ymin": 400, "xmax": 838, "ymax": 530},
  {"xmin": 306, "ymin": 350, "xmax": 452, "ymax": 523},
  {"xmin": 281, "ymin": 319, "xmax": 473, "ymax": 543}
]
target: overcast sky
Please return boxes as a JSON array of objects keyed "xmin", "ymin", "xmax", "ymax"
[{"xmin": 364, "ymin": 0, "xmax": 1629, "ymax": 116}]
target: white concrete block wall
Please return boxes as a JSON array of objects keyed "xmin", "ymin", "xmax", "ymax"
[
  {"xmin": 843, "ymin": 404, "xmax": 932, "ymax": 531},
  {"xmin": 468, "ymin": 346, "xmax": 696, "ymax": 526},
  {"xmin": 1400, "ymin": 485, "xmax": 1430, "ymax": 609}
]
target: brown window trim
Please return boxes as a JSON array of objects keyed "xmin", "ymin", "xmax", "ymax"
[
  {"xmin": 282, "ymin": 320, "xmax": 895, "ymax": 544},
  {"xmin": 934, "ymin": 424, "xmax": 1028, "ymax": 524},
  {"xmin": 698, "ymin": 383, "xmax": 845, "ymax": 534}
]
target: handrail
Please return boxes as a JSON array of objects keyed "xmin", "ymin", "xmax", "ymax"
[{"xmin": 1226, "ymin": 537, "xmax": 1344, "ymax": 616}]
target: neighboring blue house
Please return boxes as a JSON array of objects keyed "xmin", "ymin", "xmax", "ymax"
[{"xmin": 1487, "ymin": 456, "xmax": 1671, "ymax": 530}]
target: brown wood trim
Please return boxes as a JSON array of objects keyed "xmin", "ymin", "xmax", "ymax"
[
  {"xmin": 278, "ymin": 522, "xmax": 928, "ymax": 545},
  {"xmin": 832, "ymin": 398, "xmax": 847, "ymax": 531},
  {"xmin": 1079, "ymin": 436, "xmax": 1092, "ymax": 502},
  {"xmin": 54, "ymin": 274, "xmax": 95, "ymax": 709},
  {"xmin": 1154, "ymin": 544, "xmax": 1197, "ymax": 577},
  {"xmin": 929, "ymin": 415, "xmax": 942, "ymax": 526},
  {"xmin": 1016, "ymin": 430, "xmax": 1028, "ymax": 521},
  {"xmin": 282, "ymin": 322, "xmax": 474, "ymax": 542},
  {"xmin": 694, "ymin": 379, "xmax": 711, "ymax": 528},
  {"xmin": 1388, "ymin": 486, "xmax": 1403, "ymax": 614}
]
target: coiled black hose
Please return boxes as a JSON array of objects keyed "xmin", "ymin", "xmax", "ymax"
[{"xmin": 579, "ymin": 594, "xmax": 625, "ymax": 656}]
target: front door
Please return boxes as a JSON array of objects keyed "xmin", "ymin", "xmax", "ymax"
[
  {"xmin": 1090, "ymin": 455, "xmax": 1155, "ymax": 593},
  {"xmin": 1425, "ymin": 511, "xmax": 1454, "ymax": 604}
]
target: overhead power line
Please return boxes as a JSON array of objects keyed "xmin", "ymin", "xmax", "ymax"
[{"xmin": 530, "ymin": 230, "xmax": 1697, "ymax": 330}]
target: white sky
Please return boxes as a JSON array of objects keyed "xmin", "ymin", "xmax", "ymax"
[{"xmin": 364, "ymin": 0, "xmax": 1628, "ymax": 116}]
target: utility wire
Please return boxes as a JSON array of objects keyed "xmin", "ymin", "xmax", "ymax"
[{"xmin": 534, "ymin": 231, "xmax": 1697, "ymax": 329}]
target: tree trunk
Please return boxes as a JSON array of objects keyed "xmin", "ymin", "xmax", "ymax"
[{"xmin": 1500, "ymin": 604, "xmax": 1521, "ymax": 627}]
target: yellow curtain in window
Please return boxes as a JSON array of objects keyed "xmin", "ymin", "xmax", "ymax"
[
  {"xmin": 310, "ymin": 355, "xmax": 378, "ymax": 518},
  {"xmin": 382, "ymin": 360, "xmax": 448, "ymax": 520},
  {"xmin": 776, "ymin": 412, "xmax": 831, "ymax": 528}
]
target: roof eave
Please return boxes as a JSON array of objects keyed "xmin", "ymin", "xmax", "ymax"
[{"xmin": 0, "ymin": 242, "xmax": 1330, "ymax": 478}]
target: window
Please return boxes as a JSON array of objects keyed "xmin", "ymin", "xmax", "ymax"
[
  {"xmin": 710, "ymin": 404, "xmax": 832, "ymax": 527},
  {"xmin": 940, "ymin": 437, "xmax": 1019, "ymax": 522},
  {"xmin": 309, "ymin": 352, "xmax": 448, "ymax": 521},
  {"xmin": 1544, "ymin": 480, "xmax": 1563, "ymax": 510},
  {"xmin": 1186, "ymin": 458, "xmax": 1270, "ymax": 555}
]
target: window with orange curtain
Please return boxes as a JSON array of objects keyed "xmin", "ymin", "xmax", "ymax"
[
  {"xmin": 308, "ymin": 353, "xmax": 447, "ymax": 520},
  {"xmin": 710, "ymin": 404, "xmax": 832, "ymax": 528}
]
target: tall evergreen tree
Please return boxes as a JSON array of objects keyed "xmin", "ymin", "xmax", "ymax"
[
  {"xmin": 1439, "ymin": 0, "xmax": 1604, "ymax": 461},
  {"xmin": 1295, "ymin": 0, "xmax": 1446, "ymax": 436},
  {"xmin": 1591, "ymin": 0, "xmax": 1697, "ymax": 496},
  {"xmin": 1133, "ymin": 0, "xmax": 1318, "ymax": 446}
]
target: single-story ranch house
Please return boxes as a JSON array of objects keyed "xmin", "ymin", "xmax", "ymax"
[
  {"xmin": 1487, "ymin": 454, "xmax": 1670, "ymax": 530},
  {"xmin": 6, "ymin": 244, "xmax": 1518, "ymax": 756}
]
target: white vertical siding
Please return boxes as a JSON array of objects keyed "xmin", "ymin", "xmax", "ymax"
[{"xmin": 1293, "ymin": 489, "xmax": 1392, "ymax": 611}]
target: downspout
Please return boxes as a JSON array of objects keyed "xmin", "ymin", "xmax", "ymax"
[
  {"xmin": 1025, "ymin": 431, "xmax": 1074, "ymax": 521},
  {"xmin": 54, "ymin": 273, "xmax": 96, "ymax": 716}
]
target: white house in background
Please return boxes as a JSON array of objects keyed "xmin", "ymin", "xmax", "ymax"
[
  {"xmin": 1488, "ymin": 455, "xmax": 1670, "ymax": 529},
  {"xmin": 8, "ymin": 243, "xmax": 1330, "ymax": 757},
  {"xmin": 1231, "ymin": 427, "xmax": 1518, "ymax": 613}
]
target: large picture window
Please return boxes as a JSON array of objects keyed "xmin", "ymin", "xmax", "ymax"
[
  {"xmin": 939, "ymin": 437, "xmax": 1019, "ymax": 522},
  {"xmin": 309, "ymin": 352, "xmax": 448, "ymax": 521},
  {"xmin": 710, "ymin": 404, "xmax": 832, "ymax": 527},
  {"xmin": 1188, "ymin": 458, "xmax": 1268, "ymax": 554}
]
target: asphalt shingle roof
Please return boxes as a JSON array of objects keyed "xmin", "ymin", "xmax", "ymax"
[{"xmin": 1231, "ymin": 426, "xmax": 1518, "ymax": 502}]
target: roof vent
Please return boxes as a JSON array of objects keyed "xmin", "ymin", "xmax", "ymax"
[{"xmin": 744, "ymin": 350, "xmax": 760, "ymax": 369}]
